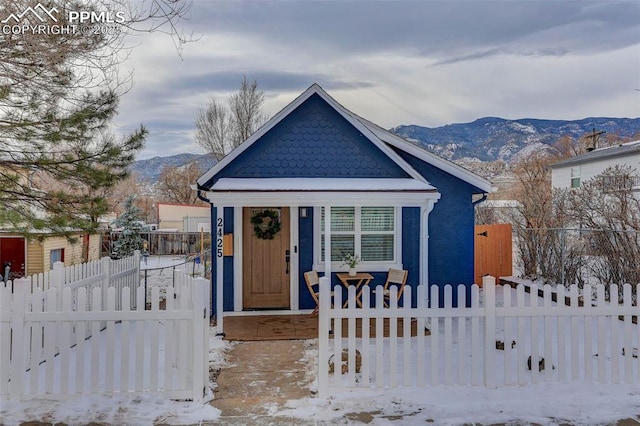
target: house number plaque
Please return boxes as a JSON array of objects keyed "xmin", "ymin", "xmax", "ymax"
[{"xmin": 216, "ymin": 217, "xmax": 223, "ymax": 258}]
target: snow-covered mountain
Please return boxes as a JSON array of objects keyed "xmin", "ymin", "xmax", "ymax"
[
  {"xmin": 392, "ymin": 117, "xmax": 640, "ymax": 163},
  {"xmin": 130, "ymin": 117, "xmax": 640, "ymax": 182},
  {"xmin": 130, "ymin": 153, "xmax": 216, "ymax": 182}
]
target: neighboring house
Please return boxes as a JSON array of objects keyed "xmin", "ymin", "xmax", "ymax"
[
  {"xmin": 0, "ymin": 231, "xmax": 101, "ymax": 278},
  {"xmin": 0, "ymin": 166, "xmax": 101, "ymax": 278},
  {"xmin": 156, "ymin": 202, "xmax": 210, "ymax": 232},
  {"xmin": 196, "ymin": 84, "xmax": 492, "ymax": 320},
  {"xmin": 550, "ymin": 139, "xmax": 640, "ymax": 193}
]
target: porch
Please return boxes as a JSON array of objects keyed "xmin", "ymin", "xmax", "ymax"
[
  {"xmin": 222, "ymin": 314, "xmax": 429, "ymax": 341},
  {"xmin": 208, "ymin": 185, "xmax": 439, "ymax": 335}
]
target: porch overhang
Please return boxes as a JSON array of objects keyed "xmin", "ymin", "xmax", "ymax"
[{"xmin": 201, "ymin": 177, "xmax": 441, "ymax": 206}]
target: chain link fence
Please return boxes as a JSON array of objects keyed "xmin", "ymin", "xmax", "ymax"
[
  {"xmin": 514, "ymin": 227, "xmax": 640, "ymax": 302},
  {"xmin": 102, "ymin": 231, "xmax": 211, "ymax": 257}
]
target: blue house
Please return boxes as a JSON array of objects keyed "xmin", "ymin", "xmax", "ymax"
[{"xmin": 197, "ymin": 84, "xmax": 492, "ymax": 333}]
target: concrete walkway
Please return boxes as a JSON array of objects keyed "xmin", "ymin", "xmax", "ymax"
[
  {"xmin": 207, "ymin": 338, "xmax": 640, "ymax": 426},
  {"xmin": 210, "ymin": 340, "xmax": 317, "ymax": 425}
]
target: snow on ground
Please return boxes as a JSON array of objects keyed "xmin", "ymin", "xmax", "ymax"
[
  {"xmin": 1, "ymin": 268, "xmax": 639, "ymax": 425},
  {"xmin": 140, "ymin": 255, "xmax": 207, "ymax": 301},
  {"xmin": 284, "ymin": 380, "xmax": 640, "ymax": 425},
  {"xmin": 0, "ymin": 332, "xmax": 230, "ymax": 426},
  {"xmin": 5, "ymin": 333, "xmax": 636, "ymax": 425},
  {"xmin": 279, "ymin": 283, "xmax": 640, "ymax": 425}
]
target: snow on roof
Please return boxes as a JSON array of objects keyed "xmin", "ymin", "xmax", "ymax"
[{"xmin": 208, "ymin": 177, "xmax": 436, "ymax": 192}]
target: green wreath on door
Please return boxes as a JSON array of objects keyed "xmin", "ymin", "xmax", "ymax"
[{"xmin": 250, "ymin": 209, "xmax": 282, "ymax": 240}]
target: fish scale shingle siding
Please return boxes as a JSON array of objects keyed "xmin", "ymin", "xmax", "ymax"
[{"xmin": 216, "ymin": 94, "xmax": 409, "ymax": 180}]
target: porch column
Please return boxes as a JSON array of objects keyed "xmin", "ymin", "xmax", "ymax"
[
  {"xmin": 233, "ymin": 207, "xmax": 243, "ymax": 311},
  {"xmin": 420, "ymin": 200, "xmax": 436, "ymax": 305},
  {"xmin": 323, "ymin": 204, "xmax": 331, "ymax": 277},
  {"xmin": 215, "ymin": 205, "xmax": 225, "ymax": 335}
]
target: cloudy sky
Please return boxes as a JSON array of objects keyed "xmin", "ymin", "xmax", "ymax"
[{"xmin": 112, "ymin": 0, "xmax": 640, "ymax": 160}]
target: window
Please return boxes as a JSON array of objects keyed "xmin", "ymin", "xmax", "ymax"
[
  {"xmin": 50, "ymin": 248, "xmax": 64, "ymax": 268},
  {"xmin": 361, "ymin": 207, "xmax": 395, "ymax": 261},
  {"xmin": 570, "ymin": 167, "xmax": 581, "ymax": 188},
  {"xmin": 318, "ymin": 206, "xmax": 397, "ymax": 267}
]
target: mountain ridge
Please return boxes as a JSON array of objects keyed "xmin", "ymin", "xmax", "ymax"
[
  {"xmin": 131, "ymin": 117, "xmax": 640, "ymax": 182},
  {"xmin": 391, "ymin": 116, "xmax": 640, "ymax": 163},
  {"xmin": 130, "ymin": 153, "xmax": 216, "ymax": 182}
]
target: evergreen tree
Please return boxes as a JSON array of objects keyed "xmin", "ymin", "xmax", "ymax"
[
  {"xmin": 111, "ymin": 196, "xmax": 144, "ymax": 259},
  {"xmin": 0, "ymin": 0, "xmax": 193, "ymax": 237}
]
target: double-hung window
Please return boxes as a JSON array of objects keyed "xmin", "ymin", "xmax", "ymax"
[
  {"xmin": 570, "ymin": 167, "xmax": 581, "ymax": 188},
  {"xmin": 316, "ymin": 206, "xmax": 400, "ymax": 271}
]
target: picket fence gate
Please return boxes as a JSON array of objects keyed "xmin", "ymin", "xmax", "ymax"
[
  {"xmin": 317, "ymin": 276, "xmax": 640, "ymax": 398},
  {"xmin": 0, "ymin": 272, "xmax": 210, "ymax": 402}
]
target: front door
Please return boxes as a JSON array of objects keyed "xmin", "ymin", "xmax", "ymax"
[{"xmin": 243, "ymin": 207, "xmax": 290, "ymax": 309}]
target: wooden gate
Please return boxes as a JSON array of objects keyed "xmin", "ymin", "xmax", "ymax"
[{"xmin": 474, "ymin": 224, "xmax": 512, "ymax": 286}]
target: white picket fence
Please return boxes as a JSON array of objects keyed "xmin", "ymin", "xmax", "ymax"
[
  {"xmin": 0, "ymin": 272, "xmax": 210, "ymax": 402},
  {"xmin": 20, "ymin": 251, "xmax": 141, "ymax": 311},
  {"xmin": 317, "ymin": 276, "xmax": 640, "ymax": 398}
]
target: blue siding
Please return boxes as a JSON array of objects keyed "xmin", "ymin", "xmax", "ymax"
[
  {"xmin": 207, "ymin": 94, "xmax": 410, "ymax": 185},
  {"xmin": 402, "ymin": 207, "xmax": 421, "ymax": 307},
  {"xmin": 394, "ymin": 149, "xmax": 482, "ymax": 307},
  {"xmin": 202, "ymin": 89, "xmax": 487, "ymax": 311}
]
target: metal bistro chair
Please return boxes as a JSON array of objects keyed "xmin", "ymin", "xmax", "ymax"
[
  {"xmin": 304, "ymin": 270, "xmax": 334, "ymax": 316},
  {"xmin": 377, "ymin": 268, "xmax": 409, "ymax": 307}
]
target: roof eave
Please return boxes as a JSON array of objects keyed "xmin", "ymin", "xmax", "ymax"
[{"xmin": 360, "ymin": 119, "xmax": 494, "ymax": 193}]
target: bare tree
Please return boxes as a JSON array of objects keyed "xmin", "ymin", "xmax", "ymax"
[
  {"xmin": 158, "ymin": 163, "xmax": 205, "ymax": 205},
  {"xmin": 507, "ymin": 154, "xmax": 576, "ymax": 282},
  {"xmin": 552, "ymin": 136, "xmax": 587, "ymax": 160},
  {"xmin": 229, "ymin": 76, "xmax": 268, "ymax": 146},
  {"xmin": 194, "ymin": 76, "xmax": 267, "ymax": 160},
  {"xmin": 564, "ymin": 165, "xmax": 640, "ymax": 289},
  {"xmin": 194, "ymin": 99, "xmax": 230, "ymax": 160},
  {"xmin": 551, "ymin": 131, "xmax": 638, "ymax": 161}
]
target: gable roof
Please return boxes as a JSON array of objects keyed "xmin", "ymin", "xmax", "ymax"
[
  {"xmin": 338, "ymin": 104, "xmax": 493, "ymax": 193},
  {"xmin": 551, "ymin": 139, "xmax": 640, "ymax": 168},
  {"xmin": 197, "ymin": 84, "xmax": 492, "ymax": 193}
]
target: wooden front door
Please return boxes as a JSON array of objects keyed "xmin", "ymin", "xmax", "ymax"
[{"xmin": 243, "ymin": 207, "xmax": 290, "ymax": 309}]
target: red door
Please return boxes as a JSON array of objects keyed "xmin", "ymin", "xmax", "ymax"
[{"xmin": 0, "ymin": 237, "xmax": 26, "ymax": 279}]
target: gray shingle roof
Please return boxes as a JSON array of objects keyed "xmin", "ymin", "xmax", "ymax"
[{"xmin": 551, "ymin": 140, "xmax": 640, "ymax": 168}]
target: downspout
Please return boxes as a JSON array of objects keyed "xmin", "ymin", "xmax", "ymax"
[
  {"xmin": 196, "ymin": 187, "xmax": 218, "ymax": 327},
  {"xmin": 472, "ymin": 193, "xmax": 488, "ymax": 206},
  {"xmin": 197, "ymin": 188, "xmax": 211, "ymax": 204}
]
